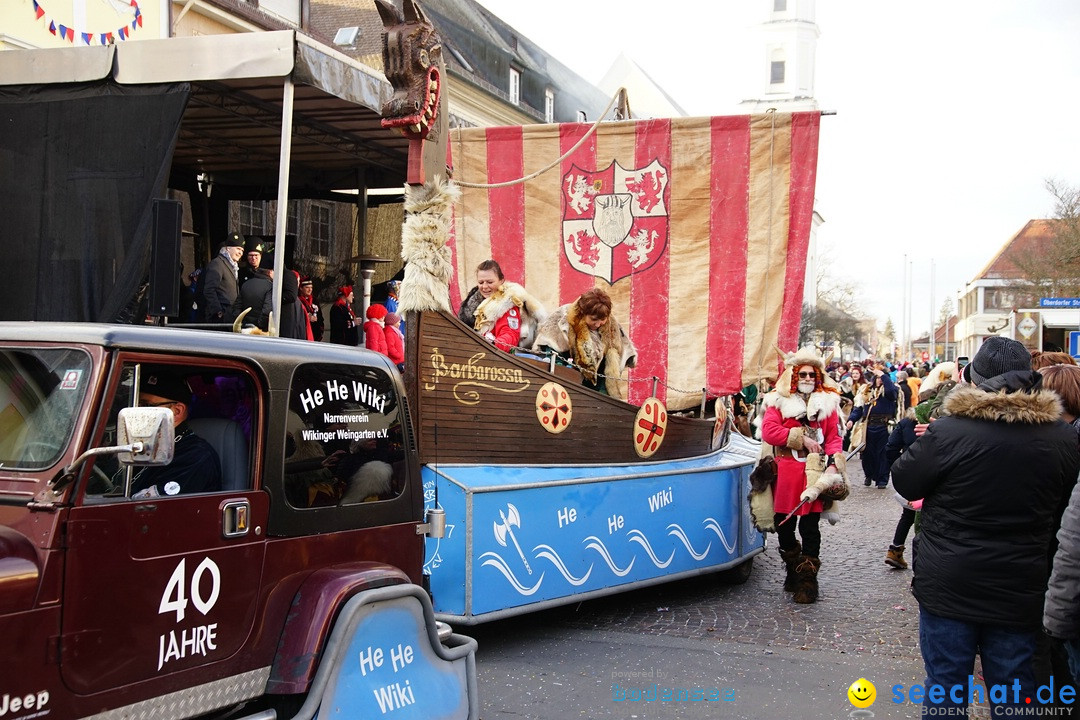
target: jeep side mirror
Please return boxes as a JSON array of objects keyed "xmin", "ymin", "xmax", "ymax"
[
  {"xmin": 117, "ymin": 407, "xmax": 175, "ymax": 466},
  {"xmin": 46, "ymin": 407, "xmax": 176, "ymax": 498}
]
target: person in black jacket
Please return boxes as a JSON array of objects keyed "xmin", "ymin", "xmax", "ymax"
[
  {"xmin": 846, "ymin": 366, "xmax": 898, "ymax": 488},
  {"xmin": 893, "ymin": 337, "xmax": 1080, "ymax": 718}
]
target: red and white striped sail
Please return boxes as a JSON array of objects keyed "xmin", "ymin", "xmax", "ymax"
[{"xmin": 448, "ymin": 112, "xmax": 820, "ymax": 409}]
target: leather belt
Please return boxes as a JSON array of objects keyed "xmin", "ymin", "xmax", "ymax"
[
  {"xmin": 867, "ymin": 415, "xmax": 890, "ymax": 426},
  {"xmin": 774, "ymin": 446, "xmax": 806, "ymax": 460}
]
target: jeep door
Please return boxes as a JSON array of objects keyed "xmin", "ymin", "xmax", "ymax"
[{"xmin": 60, "ymin": 356, "xmax": 269, "ymax": 697}]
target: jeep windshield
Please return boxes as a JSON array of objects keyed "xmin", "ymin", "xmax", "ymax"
[{"xmin": 0, "ymin": 348, "xmax": 92, "ymax": 470}]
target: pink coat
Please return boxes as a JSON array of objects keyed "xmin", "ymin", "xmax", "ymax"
[
  {"xmin": 384, "ymin": 325, "xmax": 405, "ymax": 366},
  {"xmin": 761, "ymin": 402, "xmax": 842, "ymax": 515}
]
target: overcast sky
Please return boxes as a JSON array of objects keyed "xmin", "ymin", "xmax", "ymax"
[{"xmin": 473, "ymin": 0, "xmax": 1080, "ymax": 340}]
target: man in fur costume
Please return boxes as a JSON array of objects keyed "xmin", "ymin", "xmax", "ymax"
[
  {"xmin": 754, "ymin": 346, "xmax": 847, "ymax": 604},
  {"xmin": 468, "ymin": 259, "xmax": 547, "ymax": 351},
  {"xmin": 531, "ymin": 288, "xmax": 637, "ymax": 400}
]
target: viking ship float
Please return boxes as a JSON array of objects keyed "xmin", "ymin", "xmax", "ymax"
[{"xmin": 373, "ymin": 0, "xmax": 820, "ymax": 623}]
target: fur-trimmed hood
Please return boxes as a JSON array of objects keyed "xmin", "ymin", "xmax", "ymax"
[
  {"xmin": 474, "ymin": 281, "xmax": 547, "ymax": 344},
  {"xmin": 761, "ymin": 388, "xmax": 842, "ymax": 422},
  {"xmin": 943, "ymin": 384, "xmax": 1063, "ymax": 425}
]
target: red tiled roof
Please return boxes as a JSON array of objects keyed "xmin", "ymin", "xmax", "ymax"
[{"xmin": 973, "ymin": 219, "xmax": 1061, "ymax": 281}]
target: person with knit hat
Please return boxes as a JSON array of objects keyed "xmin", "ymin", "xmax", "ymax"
[
  {"xmin": 363, "ymin": 303, "xmax": 389, "ymax": 356},
  {"xmin": 383, "ymin": 311, "xmax": 405, "ymax": 370},
  {"xmin": 893, "ymin": 337, "xmax": 1080, "ymax": 717},
  {"xmin": 329, "ymin": 286, "xmax": 359, "ymax": 346},
  {"xmin": 752, "ymin": 346, "xmax": 848, "ymax": 604}
]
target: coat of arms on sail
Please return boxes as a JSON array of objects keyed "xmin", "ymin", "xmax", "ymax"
[{"xmin": 561, "ymin": 160, "xmax": 669, "ymax": 284}]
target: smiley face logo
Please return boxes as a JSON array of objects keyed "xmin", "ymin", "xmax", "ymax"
[{"xmin": 847, "ymin": 678, "xmax": 876, "ymax": 708}]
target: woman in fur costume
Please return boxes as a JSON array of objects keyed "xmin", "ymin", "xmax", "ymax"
[
  {"xmin": 467, "ymin": 260, "xmax": 546, "ymax": 352},
  {"xmin": 531, "ymin": 288, "xmax": 637, "ymax": 399},
  {"xmin": 756, "ymin": 347, "xmax": 846, "ymax": 604}
]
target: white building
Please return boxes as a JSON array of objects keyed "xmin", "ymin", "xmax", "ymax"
[
  {"xmin": 955, "ymin": 219, "xmax": 1080, "ymax": 357},
  {"xmin": 739, "ymin": 0, "xmax": 820, "ymax": 113}
]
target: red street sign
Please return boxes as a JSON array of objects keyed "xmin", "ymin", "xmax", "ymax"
[{"xmin": 921, "ymin": 351, "xmax": 930, "ymax": 362}]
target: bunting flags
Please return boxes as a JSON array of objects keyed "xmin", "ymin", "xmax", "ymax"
[
  {"xmin": 449, "ymin": 112, "xmax": 821, "ymax": 409},
  {"xmin": 30, "ymin": 0, "xmax": 141, "ymax": 46}
]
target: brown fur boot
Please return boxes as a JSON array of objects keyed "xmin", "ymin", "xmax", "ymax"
[
  {"xmin": 792, "ymin": 555, "xmax": 821, "ymax": 604},
  {"xmin": 885, "ymin": 544, "xmax": 908, "ymax": 569},
  {"xmin": 779, "ymin": 543, "xmax": 802, "ymax": 592}
]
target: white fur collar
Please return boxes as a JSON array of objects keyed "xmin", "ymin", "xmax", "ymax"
[{"xmin": 762, "ymin": 389, "xmax": 842, "ymax": 421}]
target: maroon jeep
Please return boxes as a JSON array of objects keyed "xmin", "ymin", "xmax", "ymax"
[{"xmin": 0, "ymin": 323, "xmax": 475, "ymax": 720}]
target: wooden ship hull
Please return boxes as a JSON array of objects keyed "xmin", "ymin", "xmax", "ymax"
[{"xmin": 403, "ymin": 310, "xmax": 723, "ymax": 465}]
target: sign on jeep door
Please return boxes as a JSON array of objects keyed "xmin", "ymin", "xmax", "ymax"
[{"xmin": 59, "ymin": 360, "xmax": 268, "ymax": 694}]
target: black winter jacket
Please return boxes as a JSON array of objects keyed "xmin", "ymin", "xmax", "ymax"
[{"xmin": 892, "ymin": 372, "xmax": 1080, "ymax": 630}]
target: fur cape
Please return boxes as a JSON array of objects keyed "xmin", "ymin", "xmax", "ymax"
[
  {"xmin": 473, "ymin": 281, "xmax": 547, "ymax": 347},
  {"xmin": 531, "ymin": 302, "xmax": 637, "ymax": 399},
  {"xmin": 399, "ymin": 177, "xmax": 458, "ymax": 314}
]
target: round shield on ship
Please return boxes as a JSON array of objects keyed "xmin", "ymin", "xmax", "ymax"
[
  {"xmin": 633, "ymin": 397, "xmax": 667, "ymax": 458},
  {"xmin": 535, "ymin": 382, "xmax": 572, "ymax": 434}
]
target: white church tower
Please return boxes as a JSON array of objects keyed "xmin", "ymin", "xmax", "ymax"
[
  {"xmin": 740, "ymin": 0, "xmax": 820, "ymax": 113},
  {"xmin": 739, "ymin": 0, "xmax": 822, "ymax": 310}
]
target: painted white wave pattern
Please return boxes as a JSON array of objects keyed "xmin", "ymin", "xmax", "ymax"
[
  {"xmin": 533, "ymin": 544, "xmax": 593, "ymax": 586},
  {"xmin": 667, "ymin": 524, "xmax": 711, "ymax": 560},
  {"xmin": 583, "ymin": 536, "xmax": 636, "ymax": 576},
  {"xmin": 478, "ymin": 552, "xmax": 545, "ymax": 595},
  {"xmin": 703, "ymin": 518, "xmax": 738, "ymax": 554},
  {"xmin": 627, "ymin": 529, "xmax": 676, "ymax": 568},
  {"xmin": 480, "ymin": 519, "xmax": 744, "ymax": 595}
]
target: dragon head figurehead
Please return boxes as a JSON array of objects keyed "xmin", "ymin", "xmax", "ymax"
[{"xmin": 377, "ymin": 0, "xmax": 443, "ymax": 141}]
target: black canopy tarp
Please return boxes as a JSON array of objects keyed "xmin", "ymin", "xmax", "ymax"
[{"xmin": 0, "ymin": 80, "xmax": 187, "ymax": 322}]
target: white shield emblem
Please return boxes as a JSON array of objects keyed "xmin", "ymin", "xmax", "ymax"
[
  {"xmin": 592, "ymin": 194, "xmax": 633, "ymax": 247},
  {"xmin": 561, "ymin": 160, "xmax": 669, "ymax": 284}
]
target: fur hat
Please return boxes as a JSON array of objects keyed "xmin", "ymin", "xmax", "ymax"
[
  {"xmin": 366, "ymin": 303, "xmax": 388, "ymax": 320},
  {"xmin": 774, "ymin": 346, "xmax": 835, "ymax": 398},
  {"xmin": 970, "ymin": 337, "xmax": 1031, "ymax": 385}
]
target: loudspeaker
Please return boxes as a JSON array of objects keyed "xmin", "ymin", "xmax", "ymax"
[{"xmin": 148, "ymin": 199, "xmax": 183, "ymax": 318}]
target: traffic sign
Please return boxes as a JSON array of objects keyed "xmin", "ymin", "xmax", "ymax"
[
  {"xmin": 921, "ymin": 351, "xmax": 929, "ymax": 362},
  {"xmin": 1071, "ymin": 331, "xmax": 1080, "ymax": 359},
  {"xmin": 1041, "ymin": 298, "xmax": 1080, "ymax": 308}
]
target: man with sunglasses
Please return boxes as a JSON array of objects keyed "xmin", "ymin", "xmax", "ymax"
[
  {"xmin": 129, "ymin": 373, "xmax": 222, "ymax": 498},
  {"xmin": 758, "ymin": 347, "xmax": 846, "ymax": 604}
]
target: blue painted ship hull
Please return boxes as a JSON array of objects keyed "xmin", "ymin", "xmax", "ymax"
[{"xmin": 422, "ymin": 434, "xmax": 764, "ymax": 623}]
